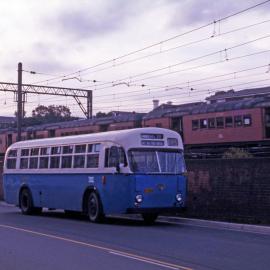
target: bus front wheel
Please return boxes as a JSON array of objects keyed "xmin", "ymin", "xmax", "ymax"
[
  {"xmin": 142, "ymin": 213, "xmax": 158, "ymax": 225},
  {"xmin": 19, "ymin": 188, "xmax": 42, "ymax": 215},
  {"xmin": 88, "ymin": 192, "xmax": 104, "ymax": 223}
]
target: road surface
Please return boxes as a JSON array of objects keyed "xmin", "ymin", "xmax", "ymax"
[{"xmin": 0, "ymin": 203, "xmax": 269, "ymax": 270}]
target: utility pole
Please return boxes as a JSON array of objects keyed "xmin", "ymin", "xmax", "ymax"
[
  {"xmin": 17, "ymin": 62, "xmax": 23, "ymax": 141},
  {"xmin": 1, "ymin": 63, "xmax": 93, "ymax": 141},
  {"xmin": 87, "ymin": 91, "xmax": 92, "ymax": 119}
]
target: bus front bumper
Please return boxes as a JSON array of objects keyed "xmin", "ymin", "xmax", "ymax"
[{"xmin": 126, "ymin": 206, "xmax": 186, "ymax": 214}]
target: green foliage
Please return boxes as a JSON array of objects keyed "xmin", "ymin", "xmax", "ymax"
[
  {"xmin": 95, "ymin": 111, "xmax": 114, "ymax": 118},
  {"xmin": 222, "ymin": 147, "xmax": 252, "ymax": 159},
  {"xmin": 32, "ymin": 105, "xmax": 71, "ymax": 119},
  {"xmin": 22, "ymin": 105, "xmax": 77, "ymax": 126}
]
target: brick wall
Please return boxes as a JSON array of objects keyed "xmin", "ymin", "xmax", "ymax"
[
  {"xmin": 184, "ymin": 158, "xmax": 270, "ymax": 224},
  {"xmin": 0, "ymin": 156, "xmax": 3, "ymax": 200},
  {"xmin": 0, "ymin": 157, "xmax": 269, "ymax": 224}
]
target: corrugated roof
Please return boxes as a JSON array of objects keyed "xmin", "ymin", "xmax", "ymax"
[
  {"xmin": 0, "ymin": 112, "xmax": 145, "ymax": 134},
  {"xmin": 143, "ymin": 97, "xmax": 270, "ymax": 119},
  {"xmin": 206, "ymin": 86, "xmax": 270, "ymax": 101},
  {"xmin": 0, "ymin": 116, "xmax": 16, "ymax": 123}
]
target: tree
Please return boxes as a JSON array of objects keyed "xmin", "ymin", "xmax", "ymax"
[
  {"xmin": 32, "ymin": 105, "xmax": 71, "ymax": 119},
  {"xmin": 21, "ymin": 105, "xmax": 77, "ymax": 126},
  {"xmin": 95, "ymin": 111, "xmax": 114, "ymax": 118}
]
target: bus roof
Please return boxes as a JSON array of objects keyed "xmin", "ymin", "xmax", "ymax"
[{"xmin": 7, "ymin": 127, "xmax": 183, "ymax": 150}]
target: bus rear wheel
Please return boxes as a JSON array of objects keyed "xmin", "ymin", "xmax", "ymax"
[
  {"xmin": 142, "ymin": 213, "xmax": 158, "ymax": 225},
  {"xmin": 20, "ymin": 189, "xmax": 42, "ymax": 215},
  {"xmin": 88, "ymin": 192, "xmax": 104, "ymax": 223}
]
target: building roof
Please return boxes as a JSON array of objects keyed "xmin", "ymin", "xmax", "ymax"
[
  {"xmin": 0, "ymin": 112, "xmax": 145, "ymax": 134},
  {"xmin": 143, "ymin": 96, "xmax": 270, "ymax": 119},
  {"xmin": 143, "ymin": 102, "xmax": 204, "ymax": 120},
  {"xmin": 206, "ymin": 86, "xmax": 270, "ymax": 102},
  {"xmin": 0, "ymin": 116, "xmax": 16, "ymax": 123}
]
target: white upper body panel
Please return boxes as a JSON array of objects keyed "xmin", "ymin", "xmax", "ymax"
[{"xmin": 6, "ymin": 127, "xmax": 183, "ymax": 151}]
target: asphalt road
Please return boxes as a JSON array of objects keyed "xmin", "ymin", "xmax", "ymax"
[{"xmin": 0, "ymin": 203, "xmax": 269, "ymax": 270}]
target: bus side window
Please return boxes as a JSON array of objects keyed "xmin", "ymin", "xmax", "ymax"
[
  {"xmin": 119, "ymin": 147, "xmax": 127, "ymax": 166},
  {"xmin": 105, "ymin": 147, "xmax": 127, "ymax": 168},
  {"xmin": 6, "ymin": 149, "xmax": 17, "ymax": 169}
]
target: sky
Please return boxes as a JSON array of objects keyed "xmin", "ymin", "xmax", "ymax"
[{"xmin": 0, "ymin": 0, "xmax": 270, "ymax": 118}]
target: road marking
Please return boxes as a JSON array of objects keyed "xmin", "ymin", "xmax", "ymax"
[
  {"xmin": 109, "ymin": 251, "xmax": 180, "ymax": 270},
  {"xmin": 160, "ymin": 220, "xmax": 270, "ymax": 236},
  {"xmin": 0, "ymin": 224, "xmax": 193, "ymax": 270}
]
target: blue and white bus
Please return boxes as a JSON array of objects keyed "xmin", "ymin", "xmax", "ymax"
[{"xmin": 3, "ymin": 127, "xmax": 187, "ymax": 224}]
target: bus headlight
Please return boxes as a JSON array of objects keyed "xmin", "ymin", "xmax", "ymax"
[
  {"xmin": 135, "ymin": 194, "xmax": 143, "ymax": 203},
  {"xmin": 176, "ymin": 193, "xmax": 182, "ymax": 203}
]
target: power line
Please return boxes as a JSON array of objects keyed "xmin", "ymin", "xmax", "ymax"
[
  {"xmin": 92, "ymin": 49, "xmax": 270, "ymax": 92},
  {"xmin": 77, "ymin": 18, "xmax": 270, "ymax": 79},
  {"xmin": 93, "ymin": 69, "xmax": 269, "ymax": 102},
  {"xmin": 31, "ymin": 0, "xmax": 270, "ymax": 85},
  {"xmin": 93, "ymin": 64, "xmax": 269, "ymax": 99},
  {"xmin": 90, "ymin": 34, "xmax": 270, "ymax": 88}
]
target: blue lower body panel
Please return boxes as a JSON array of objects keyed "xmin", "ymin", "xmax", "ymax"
[{"xmin": 3, "ymin": 173, "xmax": 187, "ymax": 215}]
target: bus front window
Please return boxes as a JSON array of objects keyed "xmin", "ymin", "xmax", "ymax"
[{"xmin": 128, "ymin": 149, "xmax": 185, "ymax": 174}]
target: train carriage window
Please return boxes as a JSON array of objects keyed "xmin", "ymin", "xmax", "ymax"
[
  {"xmin": 87, "ymin": 154, "xmax": 99, "ymax": 168},
  {"xmin": 208, "ymin": 118, "xmax": 215, "ymax": 129},
  {"xmin": 29, "ymin": 157, "xmax": 38, "ymax": 169},
  {"xmin": 200, "ymin": 119, "xmax": 208, "ymax": 129},
  {"xmin": 216, "ymin": 117, "xmax": 224, "ymax": 128},
  {"xmin": 74, "ymin": 155, "xmax": 85, "ymax": 168},
  {"xmin": 225, "ymin": 116, "xmax": 233, "ymax": 128},
  {"xmin": 192, "ymin": 120, "xmax": 199, "ymax": 130},
  {"xmin": 234, "ymin": 115, "xmax": 242, "ymax": 127},
  {"xmin": 75, "ymin": 144, "xmax": 86, "ymax": 153},
  {"xmin": 61, "ymin": 156, "xmax": 72, "ymax": 168},
  {"xmin": 20, "ymin": 158, "xmax": 29, "ymax": 169},
  {"xmin": 243, "ymin": 115, "xmax": 252, "ymax": 126}
]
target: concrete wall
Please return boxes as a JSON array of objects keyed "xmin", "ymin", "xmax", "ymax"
[{"xmin": 184, "ymin": 158, "xmax": 270, "ymax": 224}]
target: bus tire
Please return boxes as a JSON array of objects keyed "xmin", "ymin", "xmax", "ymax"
[
  {"xmin": 142, "ymin": 213, "xmax": 158, "ymax": 225},
  {"xmin": 19, "ymin": 188, "xmax": 41, "ymax": 215},
  {"xmin": 87, "ymin": 192, "xmax": 104, "ymax": 223}
]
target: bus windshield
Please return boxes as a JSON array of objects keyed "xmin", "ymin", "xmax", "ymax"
[{"xmin": 128, "ymin": 149, "xmax": 186, "ymax": 174}]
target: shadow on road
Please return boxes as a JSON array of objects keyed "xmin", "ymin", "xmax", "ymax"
[{"xmin": 1, "ymin": 207, "xmax": 176, "ymax": 228}]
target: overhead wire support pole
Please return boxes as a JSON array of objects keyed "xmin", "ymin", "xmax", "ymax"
[
  {"xmin": 0, "ymin": 78, "xmax": 93, "ymax": 120},
  {"xmin": 17, "ymin": 62, "xmax": 23, "ymax": 142}
]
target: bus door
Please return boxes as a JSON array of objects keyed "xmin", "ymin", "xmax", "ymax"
[{"xmin": 100, "ymin": 144, "xmax": 131, "ymax": 214}]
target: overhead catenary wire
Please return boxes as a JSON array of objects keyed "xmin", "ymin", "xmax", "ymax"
[
  {"xmin": 91, "ymin": 48, "xmax": 270, "ymax": 92},
  {"xmin": 92, "ymin": 64, "xmax": 269, "ymax": 99},
  {"xmin": 87, "ymin": 34, "xmax": 270, "ymax": 89},
  {"xmin": 31, "ymin": 0, "xmax": 270, "ymax": 85},
  {"xmin": 93, "ymin": 69, "xmax": 270, "ymax": 102},
  {"xmin": 65, "ymin": 78, "xmax": 270, "ymax": 113},
  {"xmin": 77, "ymin": 18, "xmax": 270, "ymax": 79}
]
